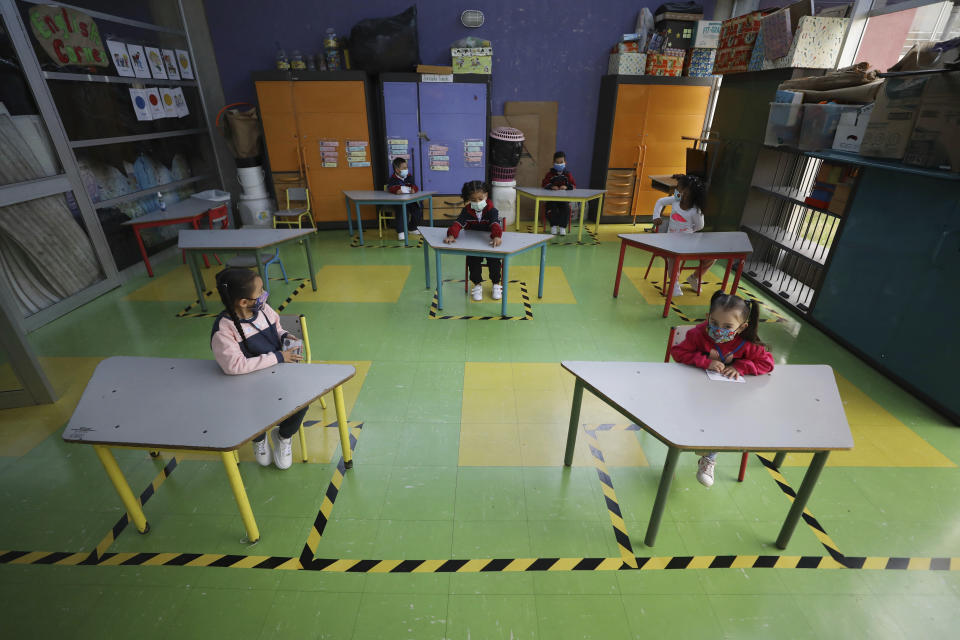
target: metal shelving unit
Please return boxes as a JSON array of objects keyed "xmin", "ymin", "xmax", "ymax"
[
  {"xmin": 69, "ymin": 128, "xmax": 209, "ymax": 148},
  {"xmin": 93, "ymin": 174, "xmax": 210, "ymax": 209},
  {"xmin": 44, "ymin": 70, "xmax": 198, "ymax": 88}
]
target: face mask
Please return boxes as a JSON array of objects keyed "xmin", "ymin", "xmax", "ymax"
[
  {"xmin": 707, "ymin": 323, "xmax": 738, "ymax": 344},
  {"xmin": 250, "ymin": 291, "xmax": 268, "ymax": 313},
  {"xmin": 470, "ymin": 199, "xmax": 486, "ymax": 212},
  {"xmin": 554, "ymin": 163, "xmax": 565, "ymax": 172},
  {"xmin": 399, "ymin": 169, "xmax": 408, "ymax": 178},
  {"xmin": 674, "ymin": 190, "xmax": 681, "ymax": 199}
]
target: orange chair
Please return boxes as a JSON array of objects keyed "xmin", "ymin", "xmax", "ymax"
[{"xmin": 666, "ymin": 325, "xmax": 750, "ymax": 482}]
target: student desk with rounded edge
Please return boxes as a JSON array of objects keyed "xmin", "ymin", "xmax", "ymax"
[
  {"xmin": 123, "ymin": 198, "xmax": 218, "ymax": 277},
  {"xmin": 342, "ymin": 190, "xmax": 436, "ymax": 247},
  {"xmin": 514, "ymin": 187, "xmax": 606, "ymax": 242}
]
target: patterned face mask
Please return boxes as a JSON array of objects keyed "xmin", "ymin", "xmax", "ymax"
[
  {"xmin": 250, "ymin": 291, "xmax": 268, "ymax": 313},
  {"xmin": 707, "ymin": 323, "xmax": 738, "ymax": 343}
]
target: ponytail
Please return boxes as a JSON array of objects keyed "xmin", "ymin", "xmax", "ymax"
[{"xmin": 740, "ymin": 298, "xmax": 763, "ymax": 346}]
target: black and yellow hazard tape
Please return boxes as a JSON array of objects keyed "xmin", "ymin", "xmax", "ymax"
[
  {"xmin": 520, "ymin": 224, "xmax": 600, "ymax": 246},
  {"xmin": 582, "ymin": 425, "xmax": 638, "ymax": 568},
  {"xmin": 350, "ymin": 235, "xmax": 424, "ymax": 249},
  {"xmin": 428, "ymin": 279, "xmax": 533, "ymax": 321},
  {"xmin": 87, "ymin": 456, "xmax": 178, "ymax": 564},
  {"xmin": 274, "ymin": 282, "xmax": 308, "ymax": 313},
  {"xmin": 175, "ymin": 278, "xmax": 310, "ymax": 318},
  {"xmin": 649, "ymin": 280, "xmax": 787, "ymax": 324}
]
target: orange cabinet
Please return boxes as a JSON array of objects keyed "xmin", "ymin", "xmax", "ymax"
[
  {"xmin": 591, "ymin": 77, "xmax": 712, "ymax": 221},
  {"xmin": 254, "ymin": 72, "xmax": 380, "ymax": 224}
]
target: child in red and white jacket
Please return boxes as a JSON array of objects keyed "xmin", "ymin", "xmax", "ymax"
[
  {"xmin": 386, "ymin": 157, "xmax": 421, "ymax": 241},
  {"xmin": 541, "ymin": 150, "xmax": 576, "ymax": 235},
  {"xmin": 444, "ymin": 180, "xmax": 503, "ymax": 302},
  {"xmin": 671, "ymin": 290, "xmax": 775, "ymax": 487}
]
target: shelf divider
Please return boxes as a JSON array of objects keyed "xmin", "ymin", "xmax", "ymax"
[
  {"xmin": 70, "ymin": 128, "xmax": 208, "ymax": 149},
  {"xmin": 93, "ymin": 175, "xmax": 210, "ymax": 209}
]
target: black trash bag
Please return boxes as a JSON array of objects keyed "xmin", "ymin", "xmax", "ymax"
[
  {"xmin": 348, "ymin": 6, "xmax": 420, "ymax": 73},
  {"xmin": 488, "ymin": 138, "xmax": 522, "ymax": 168},
  {"xmin": 654, "ymin": 2, "xmax": 703, "ymax": 15}
]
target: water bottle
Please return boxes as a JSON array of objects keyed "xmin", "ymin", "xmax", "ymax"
[
  {"xmin": 275, "ymin": 47, "xmax": 289, "ymax": 71},
  {"xmin": 157, "ymin": 192, "xmax": 166, "ymax": 211},
  {"xmin": 291, "ymin": 49, "xmax": 305, "ymax": 70},
  {"xmin": 324, "ymin": 28, "xmax": 342, "ymax": 71}
]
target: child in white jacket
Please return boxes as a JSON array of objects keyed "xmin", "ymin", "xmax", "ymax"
[{"xmin": 650, "ymin": 174, "xmax": 711, "ymax": 296}]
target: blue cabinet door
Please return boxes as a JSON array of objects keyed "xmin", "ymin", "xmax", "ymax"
[
  {"xmin": 381, "ymin": 82, "xmax": 420, "ymax": 187},
  {"xmin": 418, "ymin": 82, "xmax": 487, "ymax": 194}
]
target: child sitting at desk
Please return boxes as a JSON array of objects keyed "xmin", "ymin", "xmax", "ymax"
[
  {"xmin": 671, "ymin": 290, "xmax": 775, "ymax": 487},
  {"xmin": 444, "ymin": 180, "xmax": 503, "ymax": 302},
  {"xmin": 211, "ymin": 267, "xmax": 305, "ymax": 470},
  {"xmin": 651, "ymin": 174, "xmax": 713, "ymax": 298},
  {"xmin": 386, "ymin": 157, "xmax": 422, "ymax": 242},
  {"xmin": 541, "ymin": 150, "xmax": 577, "ymax": 235}
]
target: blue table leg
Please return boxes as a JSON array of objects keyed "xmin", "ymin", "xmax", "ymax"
[
  {"xmin": 427, "ymin": 195, "xmax": 434, "ymax": 226},
  {"xmin": 401, "ymin": 204, "xmax": 409, "ymax": 246},
  {"xmin": 538, "ymin": 244, "xmax": 546, "ymax": 299},
  {"xmin": 355, "ymin": 202, "xmax": 364, "ymax": 245},
  {"xmin": 501, "ymin": 257, "xmax": 510, "ymax": 317},
  {"xmin": 435, "ymin": 250, "xmax": 443, "ymax": 310},
  {"xmin": 423, "ymin": 240, "xmax": 431, "ymax": 288},
  {"xmin": 344, "ymin": 195, "xmax": 353, "ymax": 237}
]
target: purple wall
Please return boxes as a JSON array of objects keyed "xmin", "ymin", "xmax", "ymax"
[{"xmin": 203, "ymin": 0, "xmax": 715, "ymax": 182}]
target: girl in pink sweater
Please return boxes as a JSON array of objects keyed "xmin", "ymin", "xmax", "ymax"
[
  {"xmin": 671, "ymin": 290, "xmax": 775, "ymax": 487},
  {"xmin": 210, "ymin": 268, "xmax": 304, "ymax": 469}
]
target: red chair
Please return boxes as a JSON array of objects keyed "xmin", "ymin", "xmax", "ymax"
[
  {"xmin": 206, "ymin": 205, "xmax": 230, "ymax": 265},
  {"xmin": 666, "ymin": 325, "xmax": 750, "ymax": 482}
]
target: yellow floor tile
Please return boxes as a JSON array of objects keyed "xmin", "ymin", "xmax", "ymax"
[
  {"xmin": 458, "ymin": 422, "xmax": 522, "ymax": 466},
  {"xmin": 294, "ymin": 265, "xmax": 410, "ymax": 303},
  {"xmin": 595, "ymin": 430, "xmax": 650, "ymax": 467},
  {"xmin": 518, "ymin": 422, "xmax": 593, "ymax": 467},
  {"xmin": 511, "ymin": 363, "xmax": 569, "ymax": 392},
  {"xmin": 503, "ymin": 266, "xmax": 576, "ymax": 304},
  {"xmin": 461, "ymin": 391, "xmax": 518, "ymax": 424},
  {"xmin": 463, "ymin": 362, "xmax": 515, "ymax": 390},
  {"xmin": 622, "ymin": 266, "xmax": 722, "ymax": 307},
  {"xmin": 514, "ymin": 392, "xmax": 574, "ymax": 424},
  {"xmin": 124, "ymin": 264, "xmax": 220, "ymax": 302}
]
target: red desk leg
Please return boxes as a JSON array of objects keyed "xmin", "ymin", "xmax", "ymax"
[
  {"xmin": 730, "ymin": 257, "xmax": 745, "ymax": 294},
  {"xmin": 720, "ymin": 258, "xmax": 733, "ymax": 292},
  {"xmin": 132, "ymin": 225, "xmax": 153, "ymax": 277},
  {"xmin": 613, "ymin": 239, "xmax": 628, "ymax": 298},
  {"xmin": 662, "ymin": 255, "xmax": 681, "ymax": 318}
]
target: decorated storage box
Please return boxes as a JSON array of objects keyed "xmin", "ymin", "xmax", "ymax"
[
  {"xmin": 451, "ymin": 47, "xmax": 492, "ymax": 74},
  {"xmin": 646, "ymin": 50, "xmax": 685, "ymax": 77},
  {"xmin": 694, "ymin": 20, "xmax": 723, "ymax": 48},
  {"xmin": 608, "ymin": 52, "xmax": 647, "ymax": 75},
  {"xmin": 760, "ymin": 7, "xmax": 794, "ymax": 61},
  {"xmin": 713, "ymin": 12, "xmax": 764, "ymax": 75},
  {"xmin": 657, "ymin": 19, "xmax": 697, "ymax": 49},
  {"xmin": 748, "ymin": 29, "xmax": 765, "ymax": 71},
  {"xmin": 763, "ymin": 17, "xmax": 849, "ymax": 70},
  {"xmin": 684, "ymin": 48, "xmax": 716, "ymax": 77}
]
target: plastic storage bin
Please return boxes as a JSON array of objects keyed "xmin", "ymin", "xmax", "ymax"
[
  {"xmin": 764, "ymin": 102, "xmax": 804, "ymax": 147},
  {"xmin": 798, "ymin": 104, "xmax": 860, "ymax": 151}
]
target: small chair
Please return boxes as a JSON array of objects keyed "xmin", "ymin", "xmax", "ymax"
[
  {"xmin": 226, "ymin": 250, "xmax": 288, "ymax": 293},
  {"xmin": 205, "ymin": 204, "xmax": 230, "ymax": 266},
  {"xmin": 540, "ymin": 202, "xmax": 573, "ymax": 234},
  {"xmin": 377, "ymin": 185, "xmax": 396, "ymax": 239},
  {"xmin": 273, "ymin": 187, "xmax": 315, "ymax": 231},
  {"xmin": 666, "ymin": 325, "xmax": 750, "ymax": 482},
  {"xmin": 644, "ymin": 218, "xmax": 703, "ymax": 296},
  {"xmin": 279, "ymin": 313, "xmax": 329, "ymax": 463}
]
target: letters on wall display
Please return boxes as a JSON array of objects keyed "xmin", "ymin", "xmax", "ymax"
[{"xmin": 29, "ymin": 6, "xmax": 107, "ymax": 67}]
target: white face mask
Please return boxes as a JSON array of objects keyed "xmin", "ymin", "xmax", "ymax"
[
  {"xmin": 470, "ymin": 199, "xmax": 486, "ymax": 212},
  {"xmin": 399, "ymin": 169, "xmax": 408, "ymax": 178}
]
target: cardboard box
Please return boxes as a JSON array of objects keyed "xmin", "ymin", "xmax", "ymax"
[
  {"xmin": 608, "ymin": 52, "xmax": 647, "ymax": 75},
  {"xmin": 762, "ymin": 16, "xmax": 848, "ymax": 70},
  {"xmin": 903, "ymin": 71, "xmax": 960, "ymax": 172},
  {"xmin": 646, "ymin": 52, "xmax": 685, "ymax": 77},
  {"xmin": 451, "ymin": 47, "xmax": 492, "ymax": 74},
  {"xmin": 828, "ymin": 182, "xmax": 853, "ymax": 215},
  {"xmin": 860, "ymin": 76, "xmax": 930, "ymax": 159},
  {"xmin": 617, "ymin": 40, "xmax": 642, "ymax": 53},
  {"xmin": 748, "ymin": 28, "xmax": 765, "ymax": 71},
  {"xmin": 684, "ymin": 48, "xmax": 716, "ymax": 77},
  {"xmin": 832, "ymin": 103, "xmax": 874, "ymax": 153},
  {"xmin": 657, "ymin": 19, "xmax": 697, "ymax": 49},
  {"xmin": 693, "ymin": 20, "xmax": 723, "ymax": 48},
  {"xmin": 417, "ymin": 65, "xmax": 453, "ymax": 74},
  {"xmin": 655, "ymin": 12, "xmax": 703, "ymax": 23},
  {"xmin": 714, "ymin": 12, "xmax": 763, "ymax": 74}
]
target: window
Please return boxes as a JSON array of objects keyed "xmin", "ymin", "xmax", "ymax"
[{"xmin": 854, "ymin": 0, "xmax": 959, "ymax": 71}]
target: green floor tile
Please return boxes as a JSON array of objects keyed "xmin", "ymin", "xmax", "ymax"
[
  {"xmin": 535, "ymin": 594, "xmax": 631, "ymax": 639},
  {"xmin": 0, "ymin": 582, "xmax": 104, "ymax": 637},
  {"xmin": 446, "ymin": 594, "xmax": 538, "ymax": 640},
  {"xmin": 351, "ymin": 593, "xmax": 448, "ymax": 639},
  {"xmin": 622, "ymin": 594, "xmax": 721, "ymax": 638},
  {"xmin": 372, "ymin": 519, "xmax": 454, "ymax": 558},
  {"xmin": 522, "ymin": 467, "xmax": 609, "ymax": 522},
  {"xmin": 794, "ymin": 594, "xmax": 909, "ymax": 640},
  {"xmin": 708, "ymin": 594, "xmax": 817, "ymax": 639},
  {"xmin": 454, "ymin": 467, "xmax": 527, "ymax": 521},
  {"xmin": 379, "ymin": 466, "xmax": 457, "ymax": 521},
  {"xmin": 527, "ymin": 520, "xmax": 619, "ymax": 558},
  {"xmin": 452, "ymin": 520, "xmax": 530, "ymax": 558},
  {"xmin": 330, "ymin": 465, "xmax": 393, "ymax": 520},
  {"xmin": 258, "ymin": 590, "xmax": 361, "ymax": 639},
  {"xmin": 72, "ymin": 586, "xmax": 188, "ymax": 640},
  {"xmin": 164, "ymin": 587, "xmax": 274, "ymax": 639},
  {"xmin": 314, "ymin": 518, "xmax": 380, "ymax": 558},
  {"xmin": 392, "ymin": 423, "xmax": 460, "ymax": 466}
]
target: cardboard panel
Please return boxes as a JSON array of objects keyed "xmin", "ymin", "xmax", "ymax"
[{"xmin": 505, "ymin": 101, "xmax": 558, "ymax": 184}]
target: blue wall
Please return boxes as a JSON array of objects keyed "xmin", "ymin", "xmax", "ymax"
[{"xmin": 202, "ymin": 0, "xmax": 715, "ymax": 182}]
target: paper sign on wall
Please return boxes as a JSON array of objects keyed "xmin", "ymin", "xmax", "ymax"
[
  {"xmin": 346, "ymin": 140, "xmax": 370, "ymax": 167},
  {"xmin": 463, "ymin": 138, "xmax": 484, "ymax": 168},
  {"xmin": 318, "ymin": 139, "xmax": 339, "ymax": 167},
  {"xmin": 428, "ymin": 144, "xmax": 450, "ymax": 171},
  {"xmin": 129, "ymin": 88, "xmax": 152, "ymax": 121},
  {"xmin": 161, "ymin": 48, "xmax": 180, "ymax": 80},
  {"xmin": 126, "ymin": 44, "xmax": 152, "ymax": 78},
  {"xmin": 144, "ymin": 47, "xmax": 166, "ymax": 79},
  {"xmin": 175, "ymin": 49, "xmax": 194, "ymax": 79},
  {"xmin": 144, "ymin": 88, "xmax": 166, "ymax": 118},
  {"xmin": 106, "ymin": 40, "xmax": 134, "ymax": 77},
  {"xmin": 159, "ymin": 88, "xmax": 178, "ymax": 117},
  {"xmin": 28, "ymin": 5, "xmax": 107, "ymax": 67},
  {"xmin": 387, "ymin": 137, "xmax": 410, "ymax": 165}
]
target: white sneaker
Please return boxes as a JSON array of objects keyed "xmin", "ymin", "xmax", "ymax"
[
  {"xmin": 550, "ymin": 226, "xmax": 558, "ymax": 235},
  {"xmin": 672, "ymin": 282, "xmax": 683, "ymax": 297},
  {"xmin": 252, "ymin": 439, "xmax": 271, "ymax": 467},
  {"xmin": 558, "ymin": 227, "xmax": 567, "ymax": 236},
  {"xmin": 411, "ymin": 229, "xmax": 421, "ymax": 235},
  {"xmin": 271, "ymin": 430, "xmax": 293, "ymax": 470},
  {"xmin": 471, "ymin": 284, "xmax": 483, "ymax": 301},
  {"xmin": 697, "ymin": 456, "xmax": 715, "ymax": 487},
  {"xmin": 397, "ymin": 232, "xmax": 405, "ymax": 241},
  {"xmin": 492, "ymin": 284, "xmax": 503, "ymax": 300},
  {"xmin": 686, "ymin": 274, "xmax": 700, "ymax": 291}
]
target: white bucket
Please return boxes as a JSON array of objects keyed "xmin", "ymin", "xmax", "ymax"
[
  {"xmin": 491, "ymin": 180, "xmax": 517, "ymax": 226},
  {"xmin": 238, "ymin": 193, "xmax": 274, "ymax": 228},
  {"xmin": 237, "ymin": 166, "xmax": 269, "ymax": 199}
]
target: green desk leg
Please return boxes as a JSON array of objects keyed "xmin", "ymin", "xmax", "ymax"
[
  {"xmin": 772, "ymin": 452, "xmax": 787, "ymax": 469},
  {"xmin": 776, "ymin": 451, "xmax": 829, "ymax": 549},
  {"xmin": 644, "ymin": 446, "xmax": 680, "ymax": 547},
  {"xmin": 564, "ymin": 379, "xmax": 585, "ymax": 466},
  {"xmin": 302, "ymin": 238, "xmax": 318, "ymax": 291},
  {"xmin": 188, "ymin": 251, "xmax": 208, "ymax": 312}
]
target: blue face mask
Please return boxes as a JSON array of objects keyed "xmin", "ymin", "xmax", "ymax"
[
  {"xmin": 399, "ymin": 169, "xmax": 408, "ymax": 178},
  {"xmin": 707, "ymin": 323, "xmax": 738, "ymax": 344},
  {"xmin": 674, "ymin": 190, "xmax": 681, "ymax": 199},
  {"xmin": 554, "ymin": 163, "xmax": 565, "ymax": 172},
  {"xmin": 250, "ymin": 291, "xmax": 268, "ymax": 313}
]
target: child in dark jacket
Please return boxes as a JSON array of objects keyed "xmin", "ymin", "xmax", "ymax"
[
  {"xmin": 386, "ymin": 157, "xmax": 422, "ymax": 241},
  {"xmin": 541, "ymin": 150, "xmax": 577, "ymax": 235},
  {"xmin": 444, "ymin": 180, "xmax": 503, "ymax": 302}
]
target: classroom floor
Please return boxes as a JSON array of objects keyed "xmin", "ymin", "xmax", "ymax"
[{"xmin": 2, "ymin": 222, "xmax": 959, "ymax": 639}]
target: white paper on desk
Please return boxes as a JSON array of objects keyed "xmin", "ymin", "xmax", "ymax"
[
  {"xmin": 400, "ymin": 186, "xmax": 412, "ymax": 194},
  {"xmin": 705, "ymin": 369, "xmax": 745, "ymax": 383}
]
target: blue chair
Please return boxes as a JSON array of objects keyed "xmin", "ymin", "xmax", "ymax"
[{"xmin": 226, "ymin": 250, "xmax": 288, "ymax": 293}]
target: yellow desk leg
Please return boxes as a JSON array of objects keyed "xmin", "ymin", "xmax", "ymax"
[
  {"xmin": 515, "ymin": 191, "xmax": 522, "ymax": 232},
  {"xmin": 333, "ymin": 385, "xmax": 352, "ymax": 469},
  {"xmin": 533, "ymin": 198, "xmax": 540, "ymax": 234},
  {"xmin": 575, "ymin": 198, "xmax": 587, "ymax": 243},
  {"xmin": 93, "ymin": 445, "xmax": 149, "ymax": 534},
  {"xmin": 220, "ymin": 451, "xmax": 260, "ymax": 543}
]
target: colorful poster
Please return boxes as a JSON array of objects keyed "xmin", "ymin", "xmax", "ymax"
[
  {"xmin": 144, "ymin": 47, "xmax": 166, "ymax": 79},
  {"xmin": 161, "ymin": 48, "xmax": 180, "ymax": 80},
  {"xmin": 106, "ymin": 40, "xmax": 134, "ymax": 77},
  {"xmin": 159, "ymin": 88, "xmax": 178, "ymax": 117},
  {"xmin": 28, "ymin": 5, "xmax": 108, "ymax": 67},
  {"xmin": 463, "ymin": 138, "xmax": 484, "ymax": 168},
  {"xmin": 318, "ymin": 139, "xmax": 339, "ymax": 167},
  {"xmin": 144, "ymin": 88, "xmax": 166, "ymax": 118},
  {"xmin": 428, "ymin": 144, "xmax": 450, "ymax": 171},
  {"xmin": 175, "ymin": 49, "xmax": 194, "ymax": 79},
  {"xmin": 171, "ymin": 87, "xmax": 189, "ymax": 117},
  {"xmin": 129, "ymin": 88, "xmax": 152, "ymax": 121},
  {"xmin": 126, "ymin": 44, "xmax": 151, "ymax": 78}
]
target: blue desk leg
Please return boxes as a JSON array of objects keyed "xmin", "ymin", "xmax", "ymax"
[
  {"xmin": 401, "ymin": 204, "xmax": 409, "ymax": 246},
  {"xmin": 435, "ymin": 250, "xmax": 443, "ymax": 310},
  {"xmin": 355, "ymin": 202, "xmax": 364, "ymax": 245},
  {"xmin": 423, "ymin": 240, "xmax": 431, "ymax": 288},
  {"xmin": 538, "ymin": 245, "xmax": 546, "ymax": 299},
  {"xmin": 427, "ymin": 195, "xmax": 434, "ymax": 226},
  {"xmin": 501, "ymin": 257, "xmax": 510, "ymax": 317},
  {"xmin": 344, "ymin": 195, "xmax": 353, "ymax": 237}
]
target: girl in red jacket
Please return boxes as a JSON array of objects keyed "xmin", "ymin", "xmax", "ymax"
[{"xmin": 671, "ymin": 290, "xmax": 775, "ymax": 487}]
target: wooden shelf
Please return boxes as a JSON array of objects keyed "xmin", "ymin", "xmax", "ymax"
[
  {"xmin": 750, "ymin": 185, "xmax": 844, "ymax": 218},
  {"xmin": 93, "ymin": 175, "xmax": 210, "ymax": 209},
  {"xmin": 44, "ymin": 71, "xmax": 197, "ymax": 88}
]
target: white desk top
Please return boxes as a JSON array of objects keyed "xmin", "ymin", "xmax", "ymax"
[
  {"xmin": 63, "ymin": 357, "xmax": 355, "ymax": 451},
  {"xmin": 418, "ymin": 226, "xmax": 552, "ymax": 255},
  {"xmin": 619, "ymin": 231, "xmax": 753, "ymax": 256},
  {"xmin": 516, "ymin": 187, "xmax": 606, "ymax": 199},
  {"xmin": 562, "ymin": 361, "xmax": 853, "ymax": 451},
  {"xmin": 178, "ymin": 228, "xmax": 313, "ymax": 250},
  {"xmin": 343, "ymin": 190, "xmax": 437, "ymax": 202},
  {"xmin": 122, "ymin": 197, "xmax": 213, "ymax": 226}
]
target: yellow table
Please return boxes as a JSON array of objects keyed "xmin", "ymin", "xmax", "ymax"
[{"xmin": 514, "ymin": 187, "xmax": 606, "ymax": 242}]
